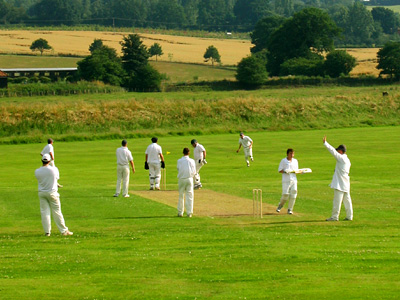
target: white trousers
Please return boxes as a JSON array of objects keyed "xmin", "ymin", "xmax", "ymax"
[
  {"xmin": 149, "ymin": 163, "xmax": 161, "ymax": 188},
  {"xmin": 39, "ymin": 191, "xmax": 68, "ymax": 234},
  {"xmin": 331, "ymin": 189, "xmax": 353, "ymax": 220},
  {"xmin": 177, "ymin": 178, "xmax": 194, "ymax": 216},
  {"xmin": 194, "ymin": 160, "xmax": 204, "ymax": 185},
  {"xmin": 116, "ymin": 165, "xmax": 130, "ymax": 196},
  {"xmin": 244, "ymin": 147, "xmax": 253, "ymax": 163},
  {"xmin": 278, "ymin": 180, "xmax": 298, "ymax": 210}
]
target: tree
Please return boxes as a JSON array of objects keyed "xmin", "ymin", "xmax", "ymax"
[
  {"xmin": 149, "ymin": 0, "xmax": 186, "ymax": 29},
  {"xmin": 30, "ymin": 38, "xmax": 52, "ymax": 55},
  {"xmin": 89, "ymin": 39, "xmax": 104, "ymax": 53},
  {"xmin": 120, "ymin": 34, "xmax": 150, "ymax": 73},
  {"xmin": 148, "ymin": 43, "xmax": 164, "ymax": 61},
  {"xmin": 197, "ymin": 0, "xmax": 230, "ymax": 30},
  {"xmin": 203, "ymin": 45, "xmax": 221, "ymax": 66},
  {"xmin": 30, "ymin": 0, "xmax": 84, "ymax": 25},
  {"xmin": 266, "ymin": 7, "xmax": 340, "ymax": 76},
  {"xmin": 371, "ymin": 7, "xmax": 400, "ymax": 34},
  {"xmin": 77, "ymin": 45, "xmax": 125, "ymax": 86},
  {"xmin": 280, "ymin": 55, "xmax": 325, "ymax": 76},
  {"xmin": 324, "ymin": 50, "xmax": 356, "ymax": 78},
  {"xmin": 274, "ymin": 0, "xmax": 294, "ymax": 17},
  {"xmin": 377, "ymin": 42, "xmax": 400, "ymax": 80},
  {"xmin": 343, "ymin": 2, "xmax": 376, "ymax": 46},
  {"xmin": 250, "ymin": 14, "xmax": 286, "ymax": 53},
  {"xmin": 120, "ymin": 34, "xmax": 162, "ymax": 91},
  {"xmin": 236, "ymin": 55, "xmax": 268, "ymax": 87},
  {"xmin": 233, "ymin": 0, "xmax": 272, "ymax": 30}
]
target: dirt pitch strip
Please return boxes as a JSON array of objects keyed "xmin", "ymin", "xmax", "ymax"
[{"xmin": 132, "ymin": 189, "xmax": 278, "ymax": 217}]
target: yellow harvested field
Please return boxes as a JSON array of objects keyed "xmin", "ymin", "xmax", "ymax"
[
  {"xmin": 0, "ymin": 30, "xmax": 380, "ymax": 74},
  {"xmin": 0, "ymin": 30, "xmax": 251, "ymax": 66}
]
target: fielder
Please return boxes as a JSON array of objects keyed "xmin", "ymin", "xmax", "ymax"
[
  {"xmin": 276, "ymin": 148, "xmax": 299, "ymax": 215},
  {"xmin": 145, "ymin": 137, "xmax": 165, "ymax": 190},
  {"xmin": 236, "ymin": 132, "xmax": 253, "ymax": 167},
  {"xmin": 34, "ymin": 154, "xmax": 73, "ymax": 236},
  {"xmin": 114, "ymin": 139, "xmax": 135, "ymax": 198},
  {"xmin": 191, "ymin": 139, "xmax": 207, "ymax": 189},
  {"xmin": 177, "ymin": 148, "xmax": 196, "ymax": 218},
  {"xmin": 323, "ymin": 136, "xmax": 353, "ymax": 221},
  {"xmin": 40, "ymin": 138, "xmax": 63, "ymax": 187}
]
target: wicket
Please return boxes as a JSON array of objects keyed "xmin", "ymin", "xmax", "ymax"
[
  {"xmin": 161, "ymin": 168, "xmax": 166, "ymax": 190},
  {"xmin": 252, "ymin": 189, "xmax": 263, "ymax": 218}
]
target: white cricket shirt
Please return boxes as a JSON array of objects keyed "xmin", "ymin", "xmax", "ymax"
[
  {"xmin": 278, "ymin": 157, "xmax": 299, "ymax": 182},
  {"xmin": 116, "ymin": 146, "xmax": 133, "ymax": 166},
  {"xmin": 41, "ymin": 144, "xmax": 54, "ymax": 159},
  {"xmin": 193, "ymin": 143, "xmax": 206, "ymax": 161},
  {"xmin": 145, "ymin": 143, "xmax": 162, "ymax": 163},
  {"xmin": 35, "ymin": 166, "xmax": 59, "ymax": 192},
  {"xmin": 177, "ymin": 156, "xmax": 196, "ymax": 179},
  {"xmin": 239, "ymin": 136, "xmax": 253, "ymax": 148},
  {"xmin": 324, "ymin": 141, "xmax": 351, "ymax": 192}
]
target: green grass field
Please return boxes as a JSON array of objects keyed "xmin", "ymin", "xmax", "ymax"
[{"xmin": 1, "ymin": 126, "xmax": 399, "ymax": 299}]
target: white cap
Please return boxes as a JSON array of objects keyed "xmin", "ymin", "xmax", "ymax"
[{"xmin": 42, "ymin": 154, "xmax": 51, "ymax": 162}]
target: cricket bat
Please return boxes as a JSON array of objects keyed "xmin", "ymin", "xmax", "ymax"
[{"xmin": 288, "ymin": 168, "xmax": 312, "ymax": 174}]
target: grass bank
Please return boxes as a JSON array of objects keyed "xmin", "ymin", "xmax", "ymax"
[{"xmin": 0, "ymin": 86, "xmax": 399, "ymax": 144}]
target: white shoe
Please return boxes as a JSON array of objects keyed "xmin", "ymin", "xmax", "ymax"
[
  {"xmin": 177, "ymin": 213, "xmax": 183, "ymax": 217},
  {"xmin": 58, "ymin": 183, "xmax": 63, "ymax": 188},
  {"xmin": 276, "ymin": 205, "xmax": 282, "ymax": 213},
  {"xmin": 187, "ymin": 214, "xmax": 193, "ymax": 218},
  {"xmin": 344, "ymin": 218, "xmax": 352, "ymax": 221},
  {"xmin": 155, "ymin": 187, "xmax": 160, "ymax": 191},
  {"xmin": 44, "ymin": 233, "xmax": 51, "ymax": 237},
  {"xmin": 251, "ymin": 157, "xmax": 254, "ymax": 162},
  {"xmin": 326, "ymin": 217, "xmax": 338, "ymax": 221},
  {"xmin": 287, "ymin": 209, "xmax": 293, "ymax": 215},
  {"xmin": 247, "ymin": 162, "xmax": 250, "ymax": 167},
  {"xmin": 62, "ymin": 230, "xmax": 73, "ymax": 236},
  {"xmin": 123, "ymin": 194, "xmax": 130, "ymax": 198},
  {"xmin": 113, "ymin": 193, "xmax": 119, "ymax": 197}
]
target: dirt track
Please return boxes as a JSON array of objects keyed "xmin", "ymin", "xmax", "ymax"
[{"xmin": 132, "ymin": 189, "xmax": 278, "ymax": 217}]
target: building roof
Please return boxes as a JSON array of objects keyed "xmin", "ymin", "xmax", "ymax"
[
  {"xmin": 0, "ymin": 70, "xmax": 8, "ymax": 77},
  {"xmin": 0, "ymin": 68, "xmax": 77, "ymax": 72}
]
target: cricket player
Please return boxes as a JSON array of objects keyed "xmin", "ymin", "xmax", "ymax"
[
  {"xmin": 236, "ymin": 132, "xmax": 253, "ymax": 167},
  {"xmin": 40, "ymin": 138, "xmax": 63, "ymax": 187},
  {"xmin": 114, "ymin": 139, "xmax": 135, "ymax": 198},
  {"xmin": 191, "ymin": 139, "xmax": 207, "ymax": 189},
  {"xmin": 145, "ymin": 137, "xmax": 165, "ymax": 190},
  {"xmin": 177, "ymin": 147, "xmax": 196, "ymax": 217},
  {"xmin": 41, "ymin": 138, "xmax": 55, "ymax": 166},
  {"xmin": 35, "ymin": 154, "xmax": 73, "ymax": 236},
  {"xmin": 323, "ymin": 136, "xmax": 353, "ymax": 221},
  {"xmin": 276, "ymin": 148, "xmax": 299, "ymax": 215}
]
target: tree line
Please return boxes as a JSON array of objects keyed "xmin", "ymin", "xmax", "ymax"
[{"xmin": 1, "ymin": 1, "xmax": 400, "ymax": 46}]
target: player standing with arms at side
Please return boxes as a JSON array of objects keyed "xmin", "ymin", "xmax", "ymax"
[
  {"xmin": 35, "ymin": 154, "xmax": 73, "ymax": 236},
  {"xmin": 323, "ymin": 136, "xmax": 353, "ymax": 221},
  {"xmin": 114, "ymin": 139, "xmax": 135, "ymax": 198},
  {"xmin": 145, "ymin": 137, "xmax": 165, "ymax": 190},
  {"xmin": 236, "ymin": 132, "xmax": 253, "ymax": 167},
  {"xmin": 276, "ymin": 148, "xmax": 299, "ymax": 215},
  {"xmin": 177, "ymin": 148, "xmax": 196, "ymax": 218},
  {"xmin": 191, "ymin": 139, "xmax": 207, "ymax": 189}
]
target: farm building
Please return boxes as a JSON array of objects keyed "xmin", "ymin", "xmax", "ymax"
[
  {"xmin": 0, "ymin": 68, "xmax": 77, "ymax": 80},
  {"xmin": 0, "ymin": 70, "xmax": 7, "ymax": 88}
]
